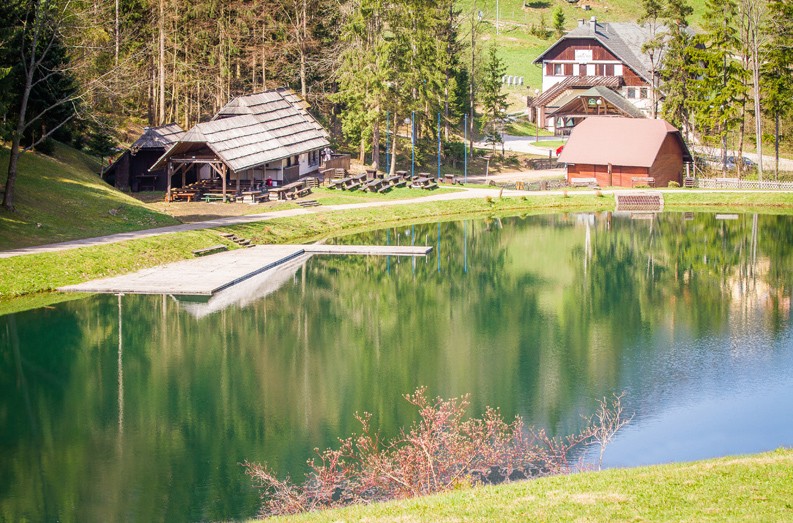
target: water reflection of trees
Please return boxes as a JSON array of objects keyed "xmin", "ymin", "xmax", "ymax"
[{"xmin": 1, "ymin": 213, "xmax": 790, "ymax": 521}]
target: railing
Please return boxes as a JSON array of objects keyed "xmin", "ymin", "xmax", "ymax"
[{"xmin": 694, "ymin": 177, "xmax": 793, "ymax": 190}]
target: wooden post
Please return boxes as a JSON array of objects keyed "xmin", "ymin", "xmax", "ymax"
[
  {"xmin": 166, "ymin": 162, "xmax": 173, "ymax": 201},
  {"xmin": 222, "ymin": 163, "xmax": 227, "ymax": 202},
  {"xmin": 181, "ymin": 164, "xmax": 186, "ymax": 188}
]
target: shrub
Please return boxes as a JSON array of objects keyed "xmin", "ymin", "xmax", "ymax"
[
  {"xmin": 634, "ymin": 184, "xmax": 651, "ymax": 189},
  {"xmin": 594, "ymin": 190, "xmax": 603, "ymax": 197},
  {"xmin": 244, "ymin": 388, "xmax": 631, "ymax": 517},
  {"xmin": 667, "ymin": 181, "xmax": 680, "ymax": 188}
]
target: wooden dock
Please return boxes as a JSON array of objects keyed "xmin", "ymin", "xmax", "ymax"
[{"xmin": 58, "ymin": 244, "xmax": 432, "ymax": 296}]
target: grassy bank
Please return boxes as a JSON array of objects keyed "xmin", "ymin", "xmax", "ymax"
[
  {"xmin": 0, "ymin": 194, "xmax": 609, "ymax": 310},
  {"xmin": 265, "ymin": 449, "xmax": 793, "ymax": 522},
  {"xmin": 0, "ymin": 143, "xmax": 179, "ymax": 249},
  {"xmin": 2, "ymin": 189, "xmax": 792, "ymax": 314},
  {"xmin": 663, "ymin": 190, "xmax": 793, "ymax": 213}
]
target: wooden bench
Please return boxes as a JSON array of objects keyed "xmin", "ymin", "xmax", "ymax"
[
  {"xmin": 192, "ymin": 244, "xmax": 228, "ymax": 257},
  {"xmin": 203, "ymin": 192, "xmax": 232, "ymax": 202},
  {"xmin": 631, "ymin": 176, "xmax": 656, "ymax": 187},
  {"xmin": 569, "ymin": 177, "xmax": 597, "ymax": 188}
]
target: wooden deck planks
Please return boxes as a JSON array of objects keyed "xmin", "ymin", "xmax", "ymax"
[{"xmin": 58, "ymin": 244, "xmax": 432, "ymax": 296}]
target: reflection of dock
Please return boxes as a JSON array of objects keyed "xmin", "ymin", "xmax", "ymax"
[
  {"xmin": 59, "ymin": 244, "xmax": 431, "ymax": 296},
  {"xmin": 175, "ymin": 254, "xmax": 312, "ymax": 318}
]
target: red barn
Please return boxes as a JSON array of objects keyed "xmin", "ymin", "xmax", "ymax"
[{"xmin": 557, "ymin": 117, "xmax": 692, "ymax": 188}]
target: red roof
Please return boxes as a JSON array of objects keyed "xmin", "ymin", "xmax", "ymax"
[{"xmin": 557, "ymin": 117, "xmax": 691, "ymax": 167}]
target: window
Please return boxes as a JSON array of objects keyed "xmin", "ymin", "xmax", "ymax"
[
  {"xmin": 640, "ymin": 88, "xmax": 649, "ymax": 99},
  {"xmin": 553, "ymin": 63, "xmax": 563, "ymax": 75},
  {"xmin": 596, "ymin": 64, "xmax": 615, "ymax": 76},
  {"xmin": 626, "ymin": 87, "xmax": 636, "ymax": 99}
]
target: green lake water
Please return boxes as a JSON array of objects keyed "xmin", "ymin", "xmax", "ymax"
[{"xmin": 1, "ymin": 212, "xmax": 792, "ymax": 521}]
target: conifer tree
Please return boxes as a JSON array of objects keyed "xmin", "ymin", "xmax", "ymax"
[
  {"xmin": 690, "ymin": 0, "xmax": 744, "ymax": 173},
  {"xmin": 552, "ymin": 7, "xmax": 565, "ymax": 38},
  {"xmin": 761, "ymin": 0, "xmax": 793, "ymax": 178},
  {"xmin": 479, "ymin": 45, "xmax": 507, "ymax": 153},
  {"xmin": 659, "ymin": 0, "xmax": 694, "ymax": 134}
]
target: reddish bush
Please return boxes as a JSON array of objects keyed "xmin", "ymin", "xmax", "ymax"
[{"xmin": 243, "ymin": 387, "xmax": 630, "ymax": 517}]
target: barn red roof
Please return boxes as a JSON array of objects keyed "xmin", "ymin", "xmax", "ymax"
[{"xmin": 557, "ymin": 117, "xmax": 692, "ymax": 167}]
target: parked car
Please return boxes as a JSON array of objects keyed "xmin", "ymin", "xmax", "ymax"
[{"xmin": 725, "ymin": 156, "xmax": 756, "ymax": 170}]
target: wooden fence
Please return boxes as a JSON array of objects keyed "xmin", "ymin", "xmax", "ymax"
[{"xmin": 322, "ymin": 154, "xmax": 351, "ymax": 172}]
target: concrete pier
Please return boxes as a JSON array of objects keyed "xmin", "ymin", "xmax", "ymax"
[{"xmin": 58, "ymin": 244, "xmax": 432, "ymax": 296}]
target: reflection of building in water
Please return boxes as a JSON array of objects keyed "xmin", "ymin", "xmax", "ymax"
[
  {"xmin": 174, "ymin": 254, "xmax": 312, "ymax": 318},
  {"xmin": 727, "ymin": 256, "xmax": 790, "ymax": 322}
]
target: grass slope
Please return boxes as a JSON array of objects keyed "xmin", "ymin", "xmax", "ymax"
[
  {"xmin": 268, "ymin": 449, "xmax": 793, "ymax": 522},
  {"xmin": 0, "ymin": 143, "xmax": 179, "ymax": 250}
]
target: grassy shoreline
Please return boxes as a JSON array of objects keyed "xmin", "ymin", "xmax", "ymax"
[
  {"xmin": 1, "ymin": 190, "xmax": 792, "ymax": 315},
  {"xmin": 264, "ymin": 449, "xmax": 793, "ymax": 522}
]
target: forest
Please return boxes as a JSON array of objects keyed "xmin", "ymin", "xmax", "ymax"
[{"xmin": 1, "ymin": 0, "xmax": 792, "ymax": 210}]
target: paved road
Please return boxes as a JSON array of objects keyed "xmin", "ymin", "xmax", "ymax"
[
  {"xmin": 473, "ymin": 134, "xmax": 565, "ymax": 157},
  {"xmin": 691, "ymin": 145, "xmax": 793, "ymax": 172}
]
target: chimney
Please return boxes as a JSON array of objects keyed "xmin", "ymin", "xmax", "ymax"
[
  {"xmin": 590, "ymin": 16, "xmax": 597, "ymax": 31},
  {"xmin": 578, "ymin": 19, "xmax": 585, "ymax": 27}
]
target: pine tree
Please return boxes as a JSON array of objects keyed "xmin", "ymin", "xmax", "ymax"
[
  {"xmin": 690, "ymin": 0, "xmax": 745, "ymax": 173},
  {"xmin": 659, "ymin": 0, "xmax": 695, "ymax": 134},
  {"xmin": 761, "ymin": 0, "xmax": 793, "ymax": 178},
  {"xmin": 552, "ymin": 7, "xmax": 565, "ymax": 38},
  {"xmin": 479, "ymin": 45, "xmax": 507, "ymax": 153}
]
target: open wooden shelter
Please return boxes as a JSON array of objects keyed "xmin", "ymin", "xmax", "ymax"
[{"xmin": 151, "ymin": 88, "xmax": 329, "ymax": 199}]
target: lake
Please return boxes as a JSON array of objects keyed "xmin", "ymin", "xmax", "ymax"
[{"xmin": 1, "ymin": 212, "xmax": 791, "ymax": 521}]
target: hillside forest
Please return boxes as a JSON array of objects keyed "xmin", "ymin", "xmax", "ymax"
[{"xmin": 1, "ymin": 0, "xmax": 792, "ymax": 210}]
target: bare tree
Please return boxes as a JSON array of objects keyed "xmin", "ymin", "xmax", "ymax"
[{"xmin": 4, "ymin": 0, "xmax": 78, "ymax": 211}]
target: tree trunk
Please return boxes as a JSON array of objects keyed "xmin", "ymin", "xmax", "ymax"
[
  {"xmin": 300, "ymin": 0, "xmax": 307, "ymax": 98},
  {"xmin": 359, "ymin": 136, "xmax": 365, "ymax": 164},
  {"xmin": 372, "ymin": 114, "xmax": 380, "ymax": 169},
  {"xmin": 158, "ymin": 0, "xmax": 166, "ymax": 125},
  {"xmin": 390, "ymin": 113, "xmax": 398, "ymax": 175}
]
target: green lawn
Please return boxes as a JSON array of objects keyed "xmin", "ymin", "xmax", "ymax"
[
  {"xmin": 265, "ymin": 449, "xmax": 793, "ymax": 522},
  {"xmin": 0, "ymin": 143, "xmax": 179, "ymax": 250}
]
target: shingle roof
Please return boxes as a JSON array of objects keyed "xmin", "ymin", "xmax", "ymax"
[
  {"xmin": 533, "ymin": 21, "xmax": 655, "ymax": 83},
  {"xmin": 130, "ymin": 123, "xmax": 185, "ymax": 152},
  {"xmin": 557, "ymin": 116, "xmax": 692, "ymax": 167},
  {"xmin": 152, "ymin": 88, "xmax": 329, "ymax": 173},
  {"xmin": 531, "ymin": 76, "xmax": 623, "ymax": 108}
]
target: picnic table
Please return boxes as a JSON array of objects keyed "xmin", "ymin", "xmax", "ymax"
[
  {"xmin": 363, "ymin": 178, "xmax": 386, "ymax": 192},
  {"xmin": 171, "ymin": 189, "xmax": 199, "ymax": 202},
  {"xmin": 240, "ymin": 190, "xmax": 263, "ymax": 204},
  {"xmin": 339, "ymin": 173, "xmax": 366, "ymax": 191},
  {"xmin": 377, "ymin": 175, "xmax": 406, "ymax": 193},
  {"xmin": 410, "ymin": 176, "xmax": 438, "ymax": 190}
]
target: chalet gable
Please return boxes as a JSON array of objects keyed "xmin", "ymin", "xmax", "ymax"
[{"xmin": 534, "ymin": 18, "xmax": 654, "ymax": 85}]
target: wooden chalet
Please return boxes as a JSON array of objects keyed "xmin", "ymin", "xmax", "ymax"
[
  {"xmin": 102, "ymin": 124, "xmax": 184, "ymax": 192},
  {"xmin": 557, "ymin": 117, "xmax": 692, "ymax": 187},
  {"xmin": 531, "ymin": 18, "xmax": 658, "ymax": 134},
  {"xmin": 151, "ymin": 88, "xmax": 329, "ymax": 198}
]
